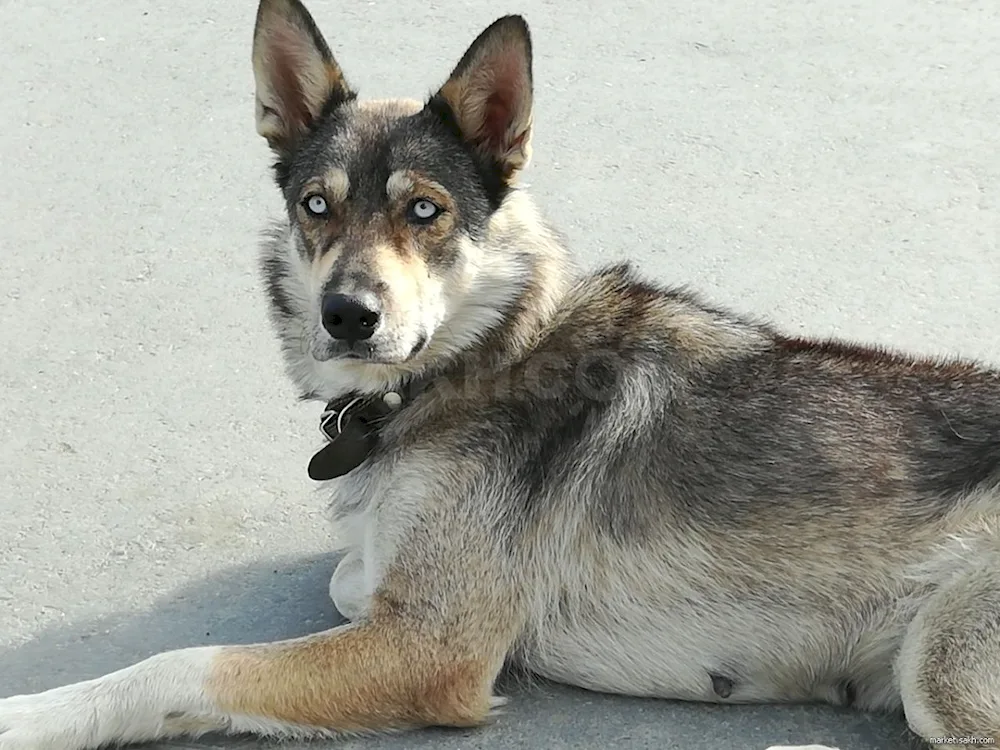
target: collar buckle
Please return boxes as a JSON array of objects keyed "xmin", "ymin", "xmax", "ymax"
[{"xmin": 317, "ymin": 390, "xmax": 406, "ymax": 444}]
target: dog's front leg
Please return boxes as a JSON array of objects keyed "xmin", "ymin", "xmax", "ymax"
[
  {"xmin": 329, "ymin": 547, "xmax": 369, "ymax": 620},
  {"xmin": 0, "ymin": 612, "xmax": 513, "ymax": 750}
]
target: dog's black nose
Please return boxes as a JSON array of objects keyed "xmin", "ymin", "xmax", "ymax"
[{"xmin": 321, "ymin": 294, "xmax": 380, "ymax": 342}]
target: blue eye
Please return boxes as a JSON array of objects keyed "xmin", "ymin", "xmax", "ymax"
[
  {"xmin": 303, "ymin": 194, "xmax": 328, "ymax": 216},
  {"xmin": 407, "ymin": 198, "xmax": 442, "ymax": 223}
]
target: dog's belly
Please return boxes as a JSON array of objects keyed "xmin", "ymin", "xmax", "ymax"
[
  {"xmin": 520, "ymin": 600, "xmax": 904, "ymax": 709},
  {"xmin": 524, "ymin": 623, "xmax": 734, "ymax": 702}
]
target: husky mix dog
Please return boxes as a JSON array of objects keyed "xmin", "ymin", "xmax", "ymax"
[{"xmin": 1, "ymin": 1, "xmax": 999, "ymax": 748}]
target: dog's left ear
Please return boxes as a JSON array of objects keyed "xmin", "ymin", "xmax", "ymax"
[{"xmin": 432, "ymin": 16, "xmax": 533, "ymax": 182}]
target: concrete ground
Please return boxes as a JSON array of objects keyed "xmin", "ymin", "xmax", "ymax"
[{"xmin": 2, "ymin": 0, "xmax": 999, "ymax": 748}]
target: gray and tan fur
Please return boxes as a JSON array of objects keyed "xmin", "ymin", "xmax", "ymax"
[{"xmin": 1, "ymin": 1, "xmax": 999, "ymax": 749}]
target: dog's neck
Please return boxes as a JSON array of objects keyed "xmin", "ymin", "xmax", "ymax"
[{"xmin": 454, "ymin": 246, "xmax": 571, "ymax": 375}]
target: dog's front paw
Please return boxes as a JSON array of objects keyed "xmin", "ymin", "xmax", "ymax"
[
  {"xmin": 329, "ymin": 550, "xmax": 371, "ymax": 621},
  {"xmin": 0, "ymin": 685, "xmax": 103, "ymax": 750},
  {"xmin": 0, "ymin": 648, "xmax": 224, "ymax": 750}
]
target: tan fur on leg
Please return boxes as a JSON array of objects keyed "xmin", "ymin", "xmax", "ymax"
[{"xmin": 208, "ymin": 616, "xmax": 507, "ymax": 732}]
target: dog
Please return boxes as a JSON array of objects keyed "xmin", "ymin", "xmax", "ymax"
[{"xmin": 1, "ymin": 1, "xmax": 999, "ymax": 748}]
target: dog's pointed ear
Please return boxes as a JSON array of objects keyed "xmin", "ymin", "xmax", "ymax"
[
  {"xmin": 252, "ymin": 0, "xmax": 355, "ymax": 154},
  {"xmin": 431, "ymin": 16, "xmax": 533, "ymax": 182}
]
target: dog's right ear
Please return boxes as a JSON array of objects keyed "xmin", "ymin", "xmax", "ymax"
[{"xmin": 252, "ymin": 0, "xmax": 355, "ymax": 155}]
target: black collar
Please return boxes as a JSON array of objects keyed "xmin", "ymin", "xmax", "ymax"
[{"xmin": 307, "ymin": 384, "xmax": 420, "ymax": 481}]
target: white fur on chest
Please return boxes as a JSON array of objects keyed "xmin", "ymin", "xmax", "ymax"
[{"xmin": 323, "ymin": 455, "xmax": 434, "ymax": 620}]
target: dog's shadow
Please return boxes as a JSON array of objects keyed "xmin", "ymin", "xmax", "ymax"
[{"xmin": 0, "ymin": 554, "xmax": 915, "ymax": 750}]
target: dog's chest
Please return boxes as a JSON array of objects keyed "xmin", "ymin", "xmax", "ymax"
[{"xmin": 325, "ymin": 454, "xmax": 428, "ymax": 585}]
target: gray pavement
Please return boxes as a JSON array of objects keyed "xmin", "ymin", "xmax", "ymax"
[{"xmin": 2, "ymin": 0, "xmax": 999, "ymax": 748}]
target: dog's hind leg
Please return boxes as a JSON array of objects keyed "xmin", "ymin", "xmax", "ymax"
[{"xmin": 896, "ymin": 564, "xmax": 1000, "ymax": 745}]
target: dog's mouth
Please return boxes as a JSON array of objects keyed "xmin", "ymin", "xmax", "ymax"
[
  {"xmin": 310, "ymin": 334, "xmax": 430, "ymax": 365},
  {"xmin": 311, "ymin": 339, "xmax": 373, "ymax": 363}
]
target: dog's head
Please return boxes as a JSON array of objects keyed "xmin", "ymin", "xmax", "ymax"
[{"xmin": 253, "ymin": 0, "xmax": 539, "ymax": 396}]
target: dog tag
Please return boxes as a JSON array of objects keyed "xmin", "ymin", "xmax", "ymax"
[
  {"xmin": 308, "ymin": 412, "xmax": 378, "ymax": 481},
  {"xmin": 306, "ymin": 390, "xmax": 408, "ymax": 481}
]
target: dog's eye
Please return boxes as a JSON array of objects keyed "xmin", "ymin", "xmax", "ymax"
[
  {"xmin": 303, "ymin": 194, "xmax": 329, "ymax": 217},
  {"xmin": 407, "ymin": 198, "xmax": 442, "ymax": 224}
]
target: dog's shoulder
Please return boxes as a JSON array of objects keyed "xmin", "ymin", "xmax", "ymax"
[{"xmin": 537, "ymin": 261, "xmax": 774, "ymax": 372}]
